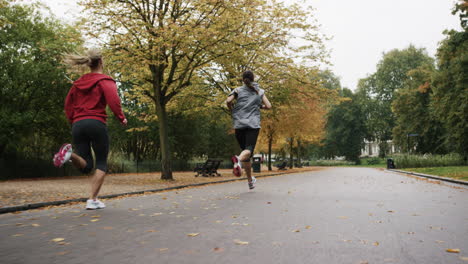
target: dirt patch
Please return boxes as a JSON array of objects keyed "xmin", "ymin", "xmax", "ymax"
[{"xmin": 0, "ymin": 167, "xmax": 322, "ymax": 208}]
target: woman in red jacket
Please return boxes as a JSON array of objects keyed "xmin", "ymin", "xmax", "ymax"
[{"xmin": 53, "ymin": 49, "xmax": 127, "ymax": 210}]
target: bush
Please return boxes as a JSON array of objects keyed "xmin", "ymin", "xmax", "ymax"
[
  {"xmin": 311, "ymin": 159, "xmax": 355, "ymax": 166},
  {"xmin": 366, "ymin": 157, "xmax": 382, "ymax": 165},
  {"xmin": 393, "ymin": 153, "xmax": 466, "ymax": 169}
]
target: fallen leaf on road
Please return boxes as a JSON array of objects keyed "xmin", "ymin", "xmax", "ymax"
[
  {"xmin": 91, "ymin": 215, "xmax": 100, "ymax": 218},
  {"xmin": 90, "ymin": 219, "xmax": 99, "ymax": 222},
  {"xmin": 292, "ymin": 229, "xmax": 300, "ymax": 233},
  {"xmin": 158, "ymin": 248, "xmax": 168, "ymax": 252},
  {"xmin": 387, "ymin": 210, "xmax": 394, "ymax": 213},
  {"xmin": 215, "ymin": 220, "xmax": 223, "ymax": 223},
  {"xmin": 267, "ymin": 202, "xmax": 271, "ymax": 204},
  {"xmin": 56, "ymin": 251, "xmax": 69, "ymax": 256},
  {"xmin": 51, "ymin": 238, "xmax": 65, "ymax": 242},
  {"xmin": 31, "ymin": 224, "xmax": 40, "ymax": 227},
  {"xmin": 187, "ymin": 233, "xmax": 199, "ymax": 237},
  {"xmin": 305, "ymin": 226, "xmax": 312, "ymax": 229},
  {"xmin": 234, "ymin": 239, "xmax": 249, "ymax": 245},
  {"xmin": 146, "ymin": 230, "xmax": 158, "ymax": 233},
  {"xmin": 12, "ymin": 234, "xmax": 24, "ymax": 237},
  {"xmin": 373, "ymin": 242, "xmax": 379, "ymax": 246},
  {"xmin": 447, "ymin": 249, "xmax": 460, "ymax": 253},
  {"xmin": 151, "ymin": 213, "xmax": 163, "ymax": 216},
  {"xmin": 213, "ymin": 247, "xmax": 224, "ymax": 252}
]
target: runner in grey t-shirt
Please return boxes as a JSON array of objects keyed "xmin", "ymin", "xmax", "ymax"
[{"xmin": 226, "ymin": 71, "xmax": 272, "ymax": 189}]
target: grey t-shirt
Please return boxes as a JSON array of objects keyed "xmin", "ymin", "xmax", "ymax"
[{"xmin": 229, "ymin": 82, "xmax": 265, "ymax": 129}]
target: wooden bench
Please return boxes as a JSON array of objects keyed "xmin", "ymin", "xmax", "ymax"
[
  {"xmin": 194, "ymin": 159, "xmax": 222, "ymax": 177},
  {"xmin": 275, "ymin": 161, "xmax": 288, "ymax": 170}
]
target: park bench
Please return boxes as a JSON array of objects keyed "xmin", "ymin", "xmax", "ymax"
[
  {"xmin": 194, "ymin": 159, "xmax": 222, "ymax": 177},
  {"xmin": 275, "ymin": 161, "xmax": 288, "ymax": 170}
]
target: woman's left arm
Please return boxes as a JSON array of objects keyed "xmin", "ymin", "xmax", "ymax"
[{"xmin": 261, "ymin": 94, "xmax": 272, "ymax": 110}]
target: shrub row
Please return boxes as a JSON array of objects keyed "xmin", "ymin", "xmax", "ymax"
[{"xmin": 392, "ymin": 153, "xmax": 466, "ymax": 169}]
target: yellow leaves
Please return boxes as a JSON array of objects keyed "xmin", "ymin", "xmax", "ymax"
[
  {"xmin": 447, "ymin": 249, "xmax": 460, "ymax": 253},
  {"xmin": 305, "ymin": 225, "xmax": 312, "ymax": 229},
  {"xmin": 31, "ymin": 223, "xmax": 40, "ymax": 227},
  {"xmin": 146, "ymin": 230, "xmax": 158, "ymax": 233},
  {"xmin": 234, "ymin": 239, "xmax": 249, "ymax": 245},
  {"xmin": 90, "ymin": 219, "xmax": 99, "ymax": 222},
  {"xmin": 292, "ymin": 229, "xmax": 300, "ymax": 233},
  {"xmin": 187, "ymin": 233, "xmax": 199, "ymax": 237},
  {"xmin": 373, "ymin": 242, "xmax": 380, "ymax": 246},
  {"xmin": 51, "ymin": 238, "xmax": 65, "ymax": 243}
]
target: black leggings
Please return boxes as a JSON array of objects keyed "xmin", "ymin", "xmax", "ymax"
[
  {"xmin": 235, "ymin": 128, "xmax": 260, "ymax": 161},
  {"xmin": 72, "ymin": 119, "xmax": 109, "ymax": 173}
]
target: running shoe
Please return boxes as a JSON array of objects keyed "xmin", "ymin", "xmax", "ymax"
[
  {"xmin": 53, "ymin": 143, "xmax": 72, "ymax": 168},
  {"xmin": 248, "ymin": 176, "xmax": 256, "ymax": 189},
  {"xmin": 86, "ymin": 199, "xmax": 99, "ymax": 210},
  {"xmin": 86, "ymin": 199, "xmax": 105, "ymax": 210},
  {"xmin": 231, "ymin": 155, "xmax": 242, "ymax": 177}
]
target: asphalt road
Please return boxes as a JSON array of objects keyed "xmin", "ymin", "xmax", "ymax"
[{"xmin": 1, "ymin": 167, "xmax": 467, "ymax": 264}]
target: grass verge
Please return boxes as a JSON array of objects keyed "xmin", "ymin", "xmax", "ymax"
[{"xmin": 403, "ymin": 166, "xmax": 468, "ymax": 181}]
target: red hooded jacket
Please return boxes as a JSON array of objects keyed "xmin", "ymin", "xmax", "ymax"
[{"xmin": 65, "ymin": 73, "xmax": 126, "ymax": 124}]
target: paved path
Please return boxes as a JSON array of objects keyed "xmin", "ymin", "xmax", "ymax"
[{"xmin": 1, "ymin": 168, "xmax": 467, "ymax": 264}]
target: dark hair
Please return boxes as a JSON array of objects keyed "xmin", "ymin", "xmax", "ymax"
[{"xmin": 242, "ymin": 70, "xmax": 258, "ymax": 94}]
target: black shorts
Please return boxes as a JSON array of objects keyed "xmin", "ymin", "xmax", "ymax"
[
  {"xmin": 72, "ymin": 119, "xmax": 109, "ymax": 173},
  {"xmin": 235, "ymin": 128, "xmax": 260, "ymax": 158}
]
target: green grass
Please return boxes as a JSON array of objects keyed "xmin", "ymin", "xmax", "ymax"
[
  {"xmin": 392, "ymin": 153, "xmax": 465, "ymax": 169},
  {"xmin": 404, "ymin": 166, "xmax": 468, "ymax": 181}
]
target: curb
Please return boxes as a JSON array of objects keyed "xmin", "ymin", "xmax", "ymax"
[
  {"xmin": 0, "ymin": 171, "xmax": 295, "ymax": 215},
  {"xmin": 388, "ymin": 169, "xmax": 468, "ymax": 186}
]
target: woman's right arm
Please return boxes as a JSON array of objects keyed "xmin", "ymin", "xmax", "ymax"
[{"xmin": 226, "ymin": 95, "xmax": 235, "ymax": 111}]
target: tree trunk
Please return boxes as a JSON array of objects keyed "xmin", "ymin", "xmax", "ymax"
[
  {"xmin": 297, "ymin": 139, "xmax": 302, "ymax": 166},
  {"xmin": 268, "ymin": 136, "xmax": 273, "ymax": 171},
  {"xmin": 155, "ymin": 99, "xmax": 173, "ymax": 180},
  {"xmin": 289, "ymin": 137, "xmax": 294, "ymax": 169}
]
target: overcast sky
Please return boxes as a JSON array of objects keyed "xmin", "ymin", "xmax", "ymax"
[{"xmin": 42, "ymin": 0, "xmax": 461, "ymax": 90}]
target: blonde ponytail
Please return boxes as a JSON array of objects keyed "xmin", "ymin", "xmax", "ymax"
[{"xmin": 64, "ymin": 49, "xmax": 102, "ymax": 69}]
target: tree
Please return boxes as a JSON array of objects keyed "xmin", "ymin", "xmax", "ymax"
[
  {"xmin": 392, "ymin": 65, "xmax": 445, "ymax": 154},
  {"xmin": 357, "ymin": 46, "xmax": 434, "ymax": 157},
  {"xmin": 431, "ymin": 1, "xmax": 468, "ymax": 158},
  {"xmin": 321, "ymin": 89, "xmax": 366, "ymax": 163},
  {"xmin": 0, "ymin": 1, "xmax": 82, "ymax": 160},
  {"xmin": 81, "ymin": 0, "xmax": 327, "ymax": 179}
]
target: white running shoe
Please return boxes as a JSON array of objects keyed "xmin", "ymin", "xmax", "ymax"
[
  {"xmin": 86, "ymin": 199, "xmax": 105, "ymax": 210},
  {"xmin": 248, "ymin": 176, "xmax": 256, "ymax": 190},
  {"xmin": 53, "ymin": 143, "xmax": 72, "ymax": 167},
  {"xmin": 95, "ymin": 199, "xmax": 106, "ymax": 209}
]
